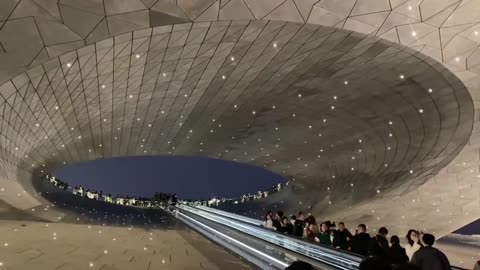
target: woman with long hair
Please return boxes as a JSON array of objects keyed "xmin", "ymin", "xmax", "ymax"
[
  {"xmin": 263, "ymin": 212, "xmax": 275, "ymax": 229},
  {"xmin": 303, "ymin": 215, "xmax": 317, "ymax": 240},
  {"xmin": 405, "ymin": 229, "xmax": 422, "ymax": 260}
]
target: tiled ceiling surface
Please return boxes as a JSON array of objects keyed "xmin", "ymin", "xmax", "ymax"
[{"xmin": 0, "ymin": 0, "xmax": 480, "ymax": 237}]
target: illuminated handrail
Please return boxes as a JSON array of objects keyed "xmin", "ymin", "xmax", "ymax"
[
  {"xmin": 194, "ymin": 204, "xmax": 262, "ymax": 226},
  {"xmin": 178, "ymin": 205, "xmax": 362, "ymax": 270}
]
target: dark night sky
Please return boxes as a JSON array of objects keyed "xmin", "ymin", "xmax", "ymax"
[
  {"xmin": 453, "ymin": 218, "xmax": 480, "ymax": 236},
  {"xmin": 53, "ymin": 156, "xmax": 285, "ymax": 200}
]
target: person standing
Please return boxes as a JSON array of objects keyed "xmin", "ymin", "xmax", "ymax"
[
  {"xmin": 388, "ymin": 235, "xmax": 409, "ymax": 266},
  {"xmin": 294, "ymin": 211, "xmax": 305, "ymax": 237},
  {"xmin": 280, "ymin": 216, "xmax": 294, "ymax": 235},
  {"xmin": 263, "ymin": 212, "xmax": 274, "ymax": 229},
  {"xmin": 351, "ymin": 224, "xmax": 371, "ymax": 256},
  {"xmin": 303, "ymin": 216, "xmax": 317, "ymax": 241},
  {"xmin": 406, "ymin": 229, "xmax": 422, "ymax": 261},
  {"xmin": 411, "ymin": 233, "xmax": 450, "ymax": 270},
  {"xmin": 315, "ymin": 223, "xmax": 332, "ymax": 246},
  {"xmin": 272, "ymin": 211, "xmax": 283, "ymax": 231},
  {"xmin": 368, "ymin": 227, "xmax": 389, "ymax": 258},
  {"xmin": 333, "ymin": 222, "xmax": 352, "ymax": 250}
]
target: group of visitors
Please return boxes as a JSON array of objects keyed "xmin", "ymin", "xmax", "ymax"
[{"xmin": 263, "ymin": 211, "xmax": 451, "ymax": 270}]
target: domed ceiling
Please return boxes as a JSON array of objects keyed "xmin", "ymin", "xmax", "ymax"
[{"xmin": 0, "ymin": 0, "xmax": 479, "ymax": 236}]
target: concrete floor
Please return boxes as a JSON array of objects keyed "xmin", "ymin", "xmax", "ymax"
[{"xmin": 0, "ymin": 220, "xmax": 252, "ymax": 270}]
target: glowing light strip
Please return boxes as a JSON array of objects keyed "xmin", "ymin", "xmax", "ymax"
[
  {"xmin": 195, "ymin": 205, "xmax": 261, "ymax": 225},
  {"xmin": 177, "ymin": 211, "xmax": 289, "ymax": 268}
]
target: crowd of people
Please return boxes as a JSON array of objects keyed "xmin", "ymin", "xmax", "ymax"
[
  {"xmin": 263, "ymin": 210, "xmax": 452, "ymax": 270},
  {"xmin": 44, "ymin": 175, "xmax": 177, "ymax": 208}
]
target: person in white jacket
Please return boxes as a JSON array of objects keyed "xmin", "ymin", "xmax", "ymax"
[
  {"xmin": 405, "ymin": 229, "xmax": 422, "ymax": 260},
  {"xmin": 263, "ymin": 212, "xmax": 275, "ymax": 229}
]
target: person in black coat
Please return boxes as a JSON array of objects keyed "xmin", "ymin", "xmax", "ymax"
[
  {"xmin": 388, "ymin": 235, "xmax": 409, "ymax": 266},
  {"xmin": 272, "ymin": 211, "xmax": 283, "ymax": 231},
  {"xmin": 368, "ymin": 227, "xmax": 389, "ymax": 258},
  {"xmin": 351, "ymin": 224, "xmax": 371, "ymax": 256},
  {"xmin": 279, "ymin": 216, "xmax": 294, "ymax": 235},
  {"xmin": 411, "ymin": 233, "xmax": 450, "ymax": 270},
  {"xmin": 333, "ymin": 222, "xmax": 352, "ymax": 250},
  {"xmin": 293, "ymin": 211, "xmax": 306, "ymax": 237}
]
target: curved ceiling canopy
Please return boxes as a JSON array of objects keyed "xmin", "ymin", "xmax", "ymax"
[
  {"xmin": 0, "ymin": 0, "xmax": 479, "ymax": 236},
  {"xmin": 2, "ymin": 20, "xmax": 473, "ymax": 210}
]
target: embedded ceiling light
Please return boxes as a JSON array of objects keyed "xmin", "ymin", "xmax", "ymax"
[
  {"xmin": 252, "ymin": 111, "xmax": 256, "ymax": 115},
  {"xmin": 389, "ymin": 133, "xmax": 393, "ymax": 137},
  {"xmin": 66, "ymin": 63, "xmax": 71, "ymax": 68},
  {"xmin": 135, "ymin": 54, "xmax": 140, "ymax": 59},
  {"xmin": 407, "ymin": 5, "xmax": 412, "ymax": 10},
  {"xmin": 162, "ymin": 73, "xmax": 166, "ymax": 77},
  {"xmin": 101, "ymin": 85, "xmax": 106, "ymax": 89},
  {"xmin": 273, "ymin": 42, "xmax": 277, "ymax": 48},
  {"xmin": 148, "ymin": 124, "xmax": 152, "ymax": 127},
  {"xmin": 161, "ymin": 110, "xmax": 165, "ymax": 114},
  {"xmin": 418, "ymin": 108, "xmax": 423, "ymax": 113},
  {"xmin": 411, "ymin": 31, "xmax": 417, "ymax": 37},
  {"xmin": 231, "ymin": 56, "xmax": 235, "ymax": 61},
  {"xmin": 388, "ymin": 121, "xmax": 393, "ymax": 125},
  {"xmin": 221, "ymin": 75, "xmax": 226, "ymax": 79},
  {"xmin": 331, "ymin": 106, "xmax": 335, "ymax": 110},
  {"xmin": 298, "ymin": 93, "xmax": 302, "ymax": 98},
  {"xmin": 475, "ymin": 31, "xmax": 479, "ymax": 36},
  {"xmin": 129, "ymin": 95, "xmax": 133, "ymax": 98},
  {"xmin": 184, "ymin": 94, "xmax": 188, "ymax": 98},
  {"xmin": 399, "ymin": 74, "xmax": 405, "ymax": 79},
  {"xmin": 428, "ymin": 88, "xmax": 433, "ymax": 93},
  {"xmin": 308, "ymin": 125, "xmax": 312, "ymax": 129},
  {"xmin": 409, "ymin": 169, "xmax": 414, "ymax": 174},
  {"xmin": 55, "ymin": 106, "xmax": 59, "ymax": 110},
  {"xmin": 234, "ymin": 104, "xmax": 238, "ymax": 108},
  {"xmin": 272, "ymin": 105, "xmax": 276, "ymax": 109},
  {"xmin": 35, "ymin": 123, "xmax": 40, "ymax": 127},
  {"xmin": 323, "ymin": 119, "xmax": 326, "ymax": 122},
  {"xmin": 344, "ymin": 80, "xmax": 348, "ymax": 85},
  {"xmin": 358, "ymin": 139, "xmax": 362, "ymax": 143},
  {"xmin": 333, "ymin": 96, "xmax": 337, "ymax": 100},
  {"xmin": 376, "ymin": 189, "xmax": 380, "ymax": 193},
  {"xmin": 455, "ymin": 57, "xmax": 460, "ymax": 62}
]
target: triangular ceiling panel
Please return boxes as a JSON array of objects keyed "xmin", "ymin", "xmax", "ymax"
[
  {"xmin": 265, "ymin": 0, "xmax": 304, "ymax": 23},
  {"xmin": 219, "ymin": 0, "xmax": 254, "ymax": 21}
]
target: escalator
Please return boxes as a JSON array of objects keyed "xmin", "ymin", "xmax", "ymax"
[{"xmin": 176, "ymin": 205, "xmax": 363, "ymax": 269}]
